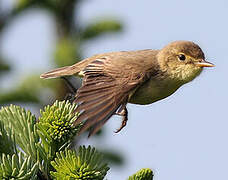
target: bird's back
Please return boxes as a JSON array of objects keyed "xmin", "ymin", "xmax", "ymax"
[{"xmin": 40, "ymin": 49, "xmax": 159, "ymax": 79}]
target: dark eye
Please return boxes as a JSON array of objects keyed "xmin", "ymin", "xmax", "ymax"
[{"xmin": 178, "ymin": 54, "xmax": 186, "ymax": 61}]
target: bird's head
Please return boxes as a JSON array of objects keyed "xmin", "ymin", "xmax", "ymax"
[{"xmin": 157, "ymin": 41, "xmax": 214, "ymax": 83}]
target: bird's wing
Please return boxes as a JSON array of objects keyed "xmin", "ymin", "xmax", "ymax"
[{"xmin": 73, "ymin": 56, "xmax": 151, "ymax": 137}]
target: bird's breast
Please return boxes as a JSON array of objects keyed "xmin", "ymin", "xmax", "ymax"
[{"xmin": 129, "ymin": 76, "xmax": 182, "ymax": 105}]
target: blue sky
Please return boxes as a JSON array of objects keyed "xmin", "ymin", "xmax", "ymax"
[{"xmin": 1, "ymin": 0, "xmax": 228, "ymax": 179}]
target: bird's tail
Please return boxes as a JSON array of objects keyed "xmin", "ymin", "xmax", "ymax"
[{"xmin": 40, "ymin": 65, "xmax": 80, "ymax": 79}]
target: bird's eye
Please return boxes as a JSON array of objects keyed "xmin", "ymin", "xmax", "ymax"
[{"xmin": 178, "ymin": 54, "xmax": 186, "ymax": 61}]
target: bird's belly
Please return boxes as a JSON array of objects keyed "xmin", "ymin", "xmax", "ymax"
[{"xmin": 129, "ymin": 79, "xmax": 181, "ymax": 105}]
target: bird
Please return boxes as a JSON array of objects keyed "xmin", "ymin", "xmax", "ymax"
[{"xmin": 40, "ymin": 40, "xmax": 214, "ymax": 137}]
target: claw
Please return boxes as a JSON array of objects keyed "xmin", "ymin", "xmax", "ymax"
[{"xmin": 114, "ymin": 104, "xmax": 128, "ymax": 133}]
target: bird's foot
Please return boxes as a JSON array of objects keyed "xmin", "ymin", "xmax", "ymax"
[
  {"xmin": 114, "ymin": 105, "xmax": 128, "ymax": 133},
  {"xmin": 61, "ymin": 77, "xmax": 78, "ymax": 103},
  {"xmin": 61, "ymin": 77, "xmax": 78, "ymax": 94},
  {"xmin": 64, "ymin": 93, "xmax": 76, "ymax": 103}
]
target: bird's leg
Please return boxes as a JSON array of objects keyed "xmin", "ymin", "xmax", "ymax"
[
  {"xmin": 114, "ymin": 104, "xmax": 128, "ymax": 133},
  {"xmin": 61, "ymin": 77, "xmax": 77, "ymax": 102},
  {"xmin": 61, "ymin": 77, "xmax": 77, "ymax": 93},
  {"xmin": 64, "ymin": 93, "xmax": 76, "ymax": 102}
]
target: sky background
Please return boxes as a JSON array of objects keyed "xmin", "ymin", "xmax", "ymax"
[{"xmin": 1, "ymin": 0, "xmax": 228, "ymax": 179}]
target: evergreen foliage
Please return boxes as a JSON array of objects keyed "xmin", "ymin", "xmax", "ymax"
[
  {"xmin": 0, "ymin": 153, "xmax": 38, "ymax": 180},
  {"xmin": 38, "ymin": 101, "xmax": 81, "ymax": 144},
  {"xmin": 0, "ymin": 101, "xmax": 153, "ymax": 179},
  {"xmin": 50, "ymin": 146, "xmax": 109, "ymax": 180},
  {"xmin": 0, "ymin": 121, "xmax": 16, "ymax": 155},
  {"xmin": 127, "ymin": 168, "xmax": 153, "ymax": 180}
]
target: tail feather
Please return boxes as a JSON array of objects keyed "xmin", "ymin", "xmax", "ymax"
[{"xmin": 40, "ymin": 66, "xmax": 79, "ymax": 79}]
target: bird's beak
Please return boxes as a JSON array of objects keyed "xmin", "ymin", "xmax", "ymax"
[{"xmin": 195, "ymin": 59, "xmax": 215, "ymax": 67}]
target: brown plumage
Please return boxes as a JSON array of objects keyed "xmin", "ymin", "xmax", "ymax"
[{"xmin": 40, "ymin": 41, "xmax": 214, "ymax": 137}]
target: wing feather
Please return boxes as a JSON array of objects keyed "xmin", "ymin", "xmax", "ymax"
[
  {"xmin": 87, "ymin": 95, "xmax": 128, "ymax": 137},
  {"xmin": 78, "ymin": 101, "xmax": 118, "ymax": 134},
  {"xmin": 75, "ymin": 92, "xmax": 114, "ymax": 112},
  {"xmin": 75, "ymin": 88, "xmax": 115, "ymax": 102},
  {"xmin": 73, "ymin": 56, "xmax": 151, "ymax": 136}
]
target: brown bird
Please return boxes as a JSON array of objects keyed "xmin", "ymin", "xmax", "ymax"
[{"xmin": 40, "ymin": 41, "xmax": 214, "ymax": 137}]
